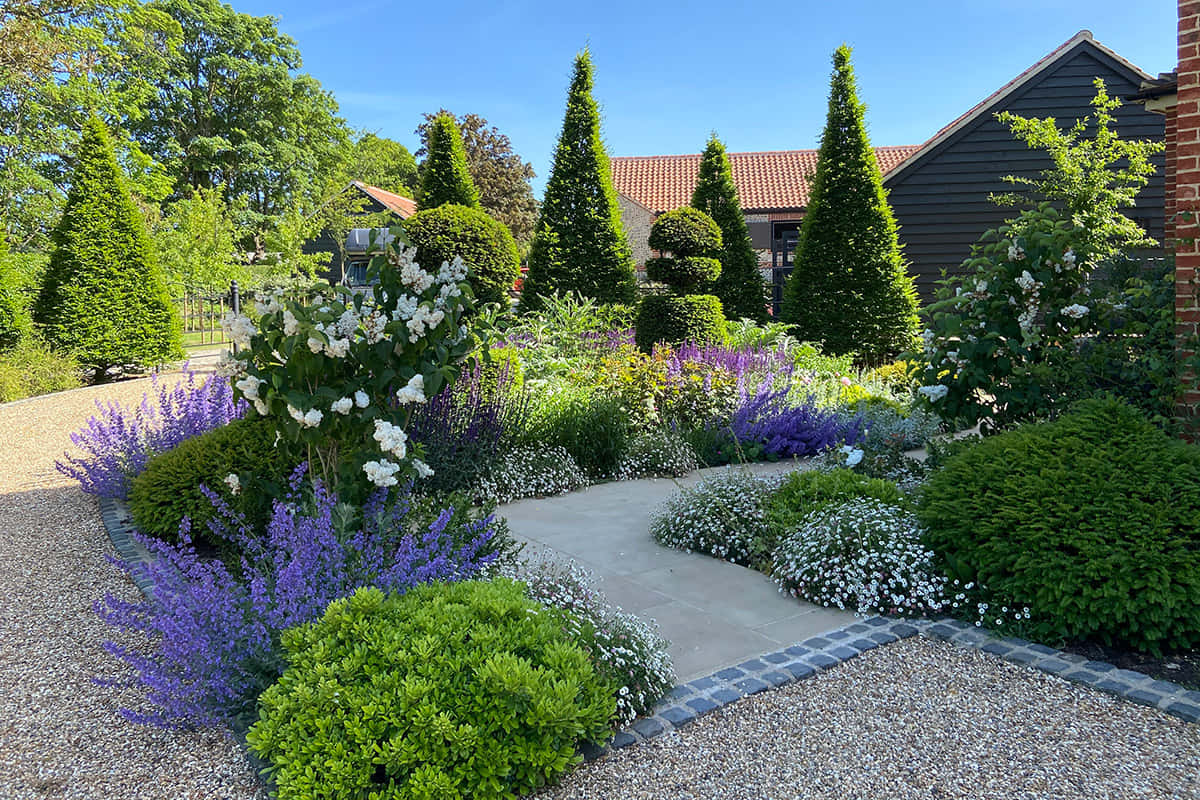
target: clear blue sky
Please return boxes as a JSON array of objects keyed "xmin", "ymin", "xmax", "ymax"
[{"xmin": 237, "ymin": 0, "xmax": 1177, "ymax": 196}]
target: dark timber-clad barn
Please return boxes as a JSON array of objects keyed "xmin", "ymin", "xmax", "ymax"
[
  {"xmin": 611, "ymin": 30, "xmax": 1167, "ymax": 311},
  {"xmin": 303, "ymin": 181, "xmax": 416, "ymax": 285},
  {"xmin": 884, "ymin": 29, "xmax": 1166, "ymax": 302}
]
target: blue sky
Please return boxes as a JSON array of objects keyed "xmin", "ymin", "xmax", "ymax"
[{"xmin": 237, "ymin": 0, "xmax": 1177, "ymax": 196}]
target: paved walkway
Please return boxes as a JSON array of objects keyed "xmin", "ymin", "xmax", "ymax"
[{"xmin": 498, "ymin": 462, "xmax": 856, "ymax": 682}]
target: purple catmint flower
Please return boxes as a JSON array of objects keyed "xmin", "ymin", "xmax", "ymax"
[
  {"xmin": 58, "ymin": 364, "xmax": 246, "ymax": 499},
  {"xmin": 725, "ymin": 372, "xmax": 866, "ymax": 458},
  {"xmin": 95, "ymin": 464, "xmax": 500, "ymax": 728}
]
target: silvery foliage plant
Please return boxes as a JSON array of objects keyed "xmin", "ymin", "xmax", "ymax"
[{"xmin": 220, "ymin": 230, "xmax": 477, "ymax": 499}]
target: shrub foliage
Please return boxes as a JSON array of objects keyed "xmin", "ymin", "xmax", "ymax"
[
  {"xmin": 404, "ymin": 204, "xmax": 520, "ymax": 308},
  {"xmin": 418, "ymin": 112, "xmax": 481, "ymax": 210},
  {"xmin": 636, "ymin": 207, "xmax": 726, "ymax": 350},
  {"xmin": 918, "ymin": 398, "xmax": 1200, "ymax": 653}
]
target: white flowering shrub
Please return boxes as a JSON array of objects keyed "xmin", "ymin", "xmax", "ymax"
[
  {"xmin": 614, "ymin": 429, "xmax": 699, "ymax": 480},
  {"xmin": 473, "ymin": 445, "xmax": 588, "ymax": 505},
  {"xmin": 221, "ymin": 232, "xmax": 475, "ymax": 500},
  {"xmin": 648, "ymin": 470, "xmax": 780, "ymax": 566},
  {"xmin": 502, "ymin": 555, "xmax": 675, "ymax": 726},
  {"xmin": 772, "ymin": 499, "xmax": 950, "ymax": 616}
]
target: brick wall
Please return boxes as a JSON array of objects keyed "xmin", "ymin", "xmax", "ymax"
[
  {"xmin": 1178, "ymin": 0, "xmax": 1200, "ymax": 421},
  {"xmin": 617, "ymin": 194, "xmax": 654, "ymax": 268}
]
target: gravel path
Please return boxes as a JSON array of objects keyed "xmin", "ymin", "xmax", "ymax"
[
  {"xmin": 541, "ymin": 636, "xmax": 1200, "ymax": 800},
  {"xmin": 0, "ymin": 366, "xmax": 262, "ymax": 799}
]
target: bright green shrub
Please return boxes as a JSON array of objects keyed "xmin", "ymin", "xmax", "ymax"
[
  {"xmin": 404, "ymin": 204, "xmax": 520, "ymax": 308},
  {"xmin": 635, "ymin": 294, "xmax": 726, "ymax": 352},
  {"xmin": 0, "ymin": 242, "xmax": 33, "ymax": 349},
  {"xmin": 418, "ymin": 112, "xmax": 481, "ymax": 210},
  {"xmin": 918, "ymin": 398, "xmax": 1200, "ymax": 653},
  {"xmin": 248, "ymin": 581, "xmax": 615, "ymax": 800},
  {"xmin": 0, "ymin": 337, "xmax": 82, "ymax": 402},
  {"xmin": 764, "ymin": 468, "xmax": 907, "ymax": 547},
  {"xmin": 865, "ymin": 360, "xmax": 915, "ymax": 395},
  {"xmin": 522, "ymin": 386, "xmax": 629, "ymax": 480},
  {"xmin": 129, "ymin": 416, "xmax": 288, "ymax": 543},
  {"xmin": 644, "ymin": 256, "xmax": 721, "ymax": 293},
  {"xmin": 477, "ymin": 346, "xmax": 524, "ymax": 402},
  {"xmin": 647, "ymin": 207, "xmax": 722, "ymax": 254},
  {"xmin": 34, "ymin": 116, "xmax": 181, "ymax": 380}
]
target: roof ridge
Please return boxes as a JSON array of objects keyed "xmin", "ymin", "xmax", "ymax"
[{"xmin": 613, "ymin": 145, "xmax": 920, "ymax": 162}]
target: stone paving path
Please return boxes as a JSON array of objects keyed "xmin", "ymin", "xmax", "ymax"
[{"xmin": 498, "ymin": 462, "xmax": 856, "ymax": 682}]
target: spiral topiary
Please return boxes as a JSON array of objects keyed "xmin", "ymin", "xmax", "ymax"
[{"xmin": 636, "ymin": 207, "xmax": 726, "ymax": 351}]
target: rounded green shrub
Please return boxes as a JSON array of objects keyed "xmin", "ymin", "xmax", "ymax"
[
  {"xmin": 647, "ymin": 207, "xmax": 722, "ymax": 255},
  {"xmin": 404, "ymin": 204, "xmax": 520, "ymax": 308},
  {"xmin": 128, "ymin": 416, "xmax": 289, "ymax": 543},
  {"xmin": 247, "ymin": 581, "xmax": 616, "ymax": 800},
  {"xmin": 635, "ymin": 294, "xmax": 726, "ymax": 352},
  {"xmin": 764, "ymin": 467, "xmax": 907, "ymax": 545},
  {"xmin": 918, "ymin": 397, "xmax": 1200, "ymax": 653},
  {"xmin": 644, "ymin": 256, "xmax": 721, "ymax": 293}
]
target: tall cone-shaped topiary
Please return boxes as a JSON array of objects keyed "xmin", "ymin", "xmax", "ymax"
[
  {"xmin": 521, "ymin": 50, "xmax": 636, "ymax": 312},
  {"xmin": 35, "ymin": 115, "xmax": 181, "ymax": 380},
  {"xmin": 418, "ymin": 112, "xmax": 481, "ymax": 210},
  {"xmin": 781, "ymin": 45, "xmax": 919, "ymax": 362},
  {"xmin": 691, "ymin": 134, "xmax": 767, "ymax": 322}
]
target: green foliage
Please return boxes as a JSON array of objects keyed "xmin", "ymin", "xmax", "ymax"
[
  {"xmin": 151, "ymin": 186, "xmax": 244, "ymax": 294},
  {"xmin": 0, "ymin": 336, "xmax": 82, "ymax": 402},
  {"xmin": 864, "ymin": 360, "xmax": 916, "ymax": 395},
  {"xmin": 781, "ymin": 45, "xmax": 919, "ymax": 362},
  {"xmin": 522, "ymin": 51, "xmax": 636, "ymax": 311},
  {"xmin": 764, "ymin": 468, "xmax": 907, "ymax": 548},
  {"xmin": 34, "ymin": 116, "xmax": 181, "ymax": 380},
  {"xmin": 0, "ymin": 241, "xmax": 33, "ymax": 348},
  {"xmin": 918, "ymin": 398, "xmax": 1200, "ymax": 653},
  {"xmin": 643, "ymin": 256, "xmax": 721, "ymax": 293},
  {"xmin": 993, "ymin": 79, "xmax": 1164, "ymax": 263},
  {"xmin": 521, "ymin": 385, "xmax": 630, "ymax": 480},
  {"xmin": 248, "ymin": 581, "xmax": 616, "ymax": 800},
  {"xmin": 494, "ymin": 291, "xmax": 634, "ymax": 378},
  {"xmin": 647, "ymin": 207, "xmax": 722, "ymax": 255},
  {"xmin": 692, "ymin": 134, "xmax": 767, "ymax": 322},
  {"xmin": 635, "ymin": 294, "xmax": 726, "ymax": 352},
  {"xmin": 477, "ymin": 346, "xmax": 525, "ymax": 404},
  {"xmin": 128, "ymin": 416, "xmax": 288, "ymax": 544},
  {"xmin": 418, "ymin": 112, "xmax": 481, "ymax": 210},
  {"xmin": 347, "ymin": 132, "xmax": 418, "ymax": 196},
  {"xmin": 404, "ymin": 204, "xmax": 519, "ymax": 308}
]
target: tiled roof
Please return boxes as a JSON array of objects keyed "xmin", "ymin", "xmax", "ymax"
[
  {"xmin": 887, "ymin": 30, "xmax": 1153, "ymax": 180},
  {"xmin": 611, "ymin": 146, "xmax": 921, "ymax": 214},
  {"xmin": 353, "ymin": 181, "xmax": 417, "ymax": 218}
]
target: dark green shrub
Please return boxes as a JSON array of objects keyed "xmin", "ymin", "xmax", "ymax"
[
  {"xmin": 781, "ymin": 46, "xmax": 919, "ymax": 361},
  {"xmin": 418, "ymin": 112, "xmax": 481, "ymax": 210},
  {"xmin": 647, "ymin": 207, "xmax": 722, "ymax": 255},
  {"xmin": 635, "ymin": 294, "xmax": 726, "ymax": 352},
  {"xmin": 34, "ymin": 116, "xmax": 181, "ymax": 380},
  {"xmin": 764, "ymin": 468, "xmax": 907, "ymax": 550},
  {"xmin": 404, "ymin": 204, "xmax": 520, "ymax": 308},
  {"xmin": 522, "ymin": 387, "xmax": 629, "ymax": 480},
  {"xmin": 644, "ymin": 256, "xmax": 721, "ymax": 293},
  {"xmin": 521, "ymin": 51, "xmax": 637, "ymax": 311},
  {"xmin": 918, "ymin": 398, "xmax": 1200, "ymax": 653},
  {"xmin": 247, "ymin": 581, "xmax": 615, "ymax": 799},
  {"xmin": 129, "ymin": 416, "xmax": 288, "ymax": 544},
  {"xmin": 691, "ymin": 134, "xmax": 767, "ymax": 322},
  {"xmin": 0, "ymin": 337, "xmax": 82, "ymax": 402}
]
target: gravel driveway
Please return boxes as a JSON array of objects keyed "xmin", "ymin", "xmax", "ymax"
[{"xmin": 2, "ymin": 366, "xmax": 1198, "ymax": 800}]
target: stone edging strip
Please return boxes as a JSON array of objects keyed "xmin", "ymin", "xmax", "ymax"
[{"xmin": 95, "ymin": 500, "xmax": 1199, "ymax": 764}]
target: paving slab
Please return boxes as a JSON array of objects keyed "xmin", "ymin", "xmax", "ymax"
[{"xmin": 499, "ymin": 462, "xmax": 857, "ymax": 682}]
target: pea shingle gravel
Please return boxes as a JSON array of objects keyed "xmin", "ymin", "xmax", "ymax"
[
  {"xmin": 0, "ymin": 368, "xmax": 262, "ymax": 800},
  {"xmin": 540, "ymin": 636, "xmax": 1200, "ymax": 800}
]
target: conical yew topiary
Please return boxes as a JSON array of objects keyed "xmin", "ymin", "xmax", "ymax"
[
  {"xmin": 521, "ymin": 50, "xmax": 636, "ymax": 312},
  {"xmin": 781, "ymin": 46, "xmax": 919, "ymax": 362},
  {"xmin": 35, "ymin": 116, "xmax": 181, "ymax": 380},
  {"xmin": 691, "ymin": 134, "xmax": 767, "ymax": 322},
  {"xmin": 418, "ymin": 112, "xmax": 481, "ymax": 210}
]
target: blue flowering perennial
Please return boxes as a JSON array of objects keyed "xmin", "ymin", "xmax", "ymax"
[
  {"xmin": 728, "ymin": 379, "xmax": 866, "ymax": 459},
  {"xmin": 95, "ymin": 465, "xmax": 500, "ymax": 728},
  {"xmin": 58, "ymin": 364, "xmax": 245, "ymax": 499}
]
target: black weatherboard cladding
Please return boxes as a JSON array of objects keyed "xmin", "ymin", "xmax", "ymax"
[{"xmin": 884, "ymin": 40, "xmax": 1166, "ymax": 305}]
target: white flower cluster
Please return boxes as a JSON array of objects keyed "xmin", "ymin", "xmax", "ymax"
[
  {"xmin": 1060, "ymin": 303, "xmax": 1090, "ymax": 319},
  {"xmin": 1014, "ymin": 270, "xmax": 1040, "ymax": 293},
  {"xmin": 331, "ymin": 397, "xmax": 353, "ymax": 415},
  {"xmin": 287, "ymin": 405, "xmax": 323, "ymax": 428},
  {"xmin": 839, "ymin": 445, "xmax": 864, "ymax": 467},
  {"xmin": 407, "ymin": 305, "xmax": 445, "ymax": 343},
  {"xmin": 220, "ymin": 312, "xmax": 257, "ymax": 347},
  {"xmin": 648, "ymin": 470, "xmax": 782, "ymax": 564},
  {"xmin": 395, "ymin": 374, "xmax": 427, "ymax": 405},
  {"xmin": 253, "ymin": 288, "xmax": 286, "ymax": 317},
  {"xmin": 917, "ymin": 384, "xmax": 949, "ymax": 402},
  {"xmin": 772, "ymin": 499, "xmax": 951, "ymax": 617},
  {"xmin": 614, "ymin": 430, "xmax": 699, "ymax": 481},
  {"xmin": 222, "ymin": 473, "xmax": 241, "ymax": 495},
  {"xmin": 234, "ymin": 374, "xmax": 261, "ymax": 399},
  {"xmin": 1007, "ymin": 243, "xmax": 1025, "ymax": 261},
  {"xmin": 412, "ymin": 459, "xmax": 434, "ymax": 478},
  {"xmin": 282, "ymin": 309, "xmax": 299, "ymax": 336},
  {"xmin": 362, "ymin": 459, "xmax": 401, "ymax": 488},
  {"xmin": 474, "ymin": 445, "xmax": 588, "ymax": 505},
  {"xmin": 372, "ymin": 420, "xmax": 408, "ymax": 459},
  {"xmin": 400, "ymin": 259, "xmax": 435, "ymax": 293},
  {"xmin": 362, "ymin": 310, "xmax": 387, "ymax": 344},
  {"xmin": 437, "ymin": 255, "xmax": 469, "ymax": 284}
]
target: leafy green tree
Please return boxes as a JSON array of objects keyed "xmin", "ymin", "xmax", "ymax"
[
  {"xmin": 347, "ymin": 132, "xmax": 418, "ymax": 196},
  {"xmin": 522, "ymin": 50, "xmax": 636, "ymax": 311},
  {"xmin": 691, "ymin": 134, "xmax": 767, "ymax": 322},
  {"xmin": 416, "ymin": 110, "xmax": 538, "ymax": 245},
  {"xmin": 417, "ymin": 112, "xmax": 479, "ymax": 210},
  {"xmin": 782, "ymin": 45, "xmax": 919, "ymax": 362},
  {"xmin": 992, "ymin": 79, "xmax": 1165, "ymax": 263},
  {"xmin": 35, "ymin": 116, "xmax": 180, "ymax": 379},
  {"xmin": 152, "ymin": 186, "xmax": 243, "ymax": 293}
]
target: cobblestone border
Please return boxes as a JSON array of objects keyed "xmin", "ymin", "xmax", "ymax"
[
  {"xmin": 583, "ymin": 615, "xmax": 1200, "ymax": 761},
  {"xmin": 98, "ymin": 496, "xmax": 156, "ymax": 599}
]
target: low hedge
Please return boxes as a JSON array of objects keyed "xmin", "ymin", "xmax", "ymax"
[{"xmin": 918, "ymin": 397, "xmax": 1200, "ymax": 653}]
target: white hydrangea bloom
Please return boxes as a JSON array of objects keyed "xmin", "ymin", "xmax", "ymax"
[
  {"xmin": 331, "ymin": 397, "xmax": 353, "ymax": 415},
  {"xmin": 1007, "ymin": 243, "xmax": 1025, "ymax": 261},
  {"xmin": 412, "ymin": 459, "xmax": 434, "ymax": 479},
  {"xmin": 372, "ymin": 419, "xmax": 408, "ymax": 458},
  {"xmin": 223, "ymin": 473, "xmax": 241, "ymax": 495},
  {"xmin": 253, "ymin": 398, "xmax": 269, "ymax": 416},
  {"xmin": 302, "ymin": 408, "xmax": 323, "ymax": 428},
  {"xmin": 220, "ymin": 312, "xmax": 257, "ymax": 347},
  {"xmin": 363, "ymin": 310, "xmax": 387, "ymax": 343},
  {"xmin": 324, "ymin": 337, "xmax": 350, "ymax": 358},
  {"xmin": 395, "ymin": 374, "xmax": 426, "ymax": 405},
  {"xmin": 354, "ymin": 390, "xmax": 370, "ymax": 408},
  {"xmin": 1014, "ymin": 270, "xmax": 1037, "ymax": 292},
  {"xmin": 917, "ymin": 385, "xmax": 949, "ymax": 402},
  {"xmin": 1061, "ymin": 303, "xmax": 1090, "ymax": 319},
  {"xmin": 392, "ymin": 294, "xmax": 419, "ymax": 322},
  {"xmin": 306, "ymin": 336, "xmax": 324, "ymax": 354},
  {"xmin": 234, "ymin": 374, "xmax": 261, "ymax": 400},
  {"xmin": 363, "ymin": 459, "xmax": 401, "ymax": 488},
  {"xmin": 336, "ymin": 308, "xmax": 359, "ymax": 337},
  {"xmin": 282, "ymin": 310, "xmax": 299, "ymax": 336},
  {"xmin": 400, "ymin": 260, "xmax": 435, "ymax": 293}
]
